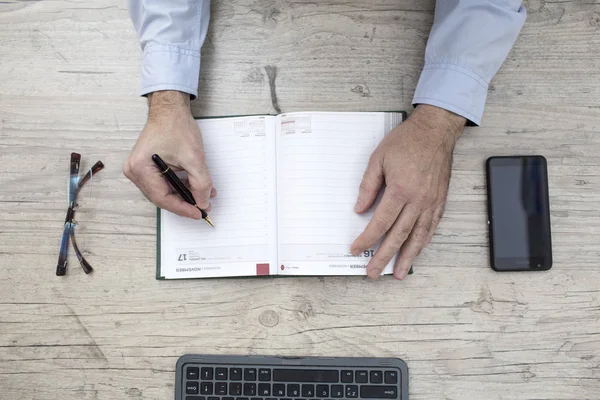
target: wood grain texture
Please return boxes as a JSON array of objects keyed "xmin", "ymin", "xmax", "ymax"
[{"xmin": 1, "ymin": 0, "xmax": 599, "ymax": 399}]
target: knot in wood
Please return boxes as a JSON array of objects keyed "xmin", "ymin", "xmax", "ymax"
[{"xmin": 259, "ymin": 310, "xmax": 279, "ymax": 327}]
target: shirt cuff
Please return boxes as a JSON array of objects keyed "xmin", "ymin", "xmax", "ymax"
[
  {"xmin": 412, "ymin": 63, "xmax": 489, "ymax": 126},
  {"xmin": 140, "ymin": 44, "xmax": 201, "ymax": 99}
]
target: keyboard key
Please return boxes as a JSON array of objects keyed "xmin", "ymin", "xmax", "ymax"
[
  {"xmin": 187, "ymin": 367, "xmax": 200, "ymax": 380},
  {"xmin": 216, "ymin": 382, "xmax": 228, "ymax": 395},
  {"xmin": 201, "ymin": 367, "xmax": 213, "ymax": 380},
  {"xmin": 355, "ymin": 370, "xmax": 368, "ymax": 383},
  {"xmin": 341, "ymin": 370, "xmax": 353, "ymax": 383},
  {"xmin": 187, "ymin": 381, "xmax": 199, "ymax": 395},
  {"xmin": 346, "ymin": 385, "xmax": 358, "ymax": 398},
  {"xmin": 384, "ymin": 371, "xmax": 398, "ymax": 384},
  {"xmin": 287, "ymin": 384, "xmax": 300, "ymax": 397},
  {"xmin": 258, "ymin": 383, "xmax": 271, "ymax": 396},
  {"xmin": 231, "ymin": 368, "xmax": 243, "ymax": 381},
  {"xmin": 186, "ymin": 397, "xmax": 205, "ymax": 400},
  {"xmin": 273, "ymin": 384, "xmax": 286, "ymax": 396},
  {"xmin": 208, "ymin": 397, "xmax": 219, "ymax": 400},
  {"xmin": 370, "ymin": 370, "xmax": 383, "ymax": 384},
  {"xmin": 258, "ymin": 369, "xmax": 271, "ymax": 381},
  {"xmin": 223, "ymin": 398, "xmax": 234, "ymax": 400},
  {"xmin": 274, "ymin": 369, "xmax": 339, "ymax": 383},
  {"xmin": 216, "ymin": 367, "xmax": 228, "ymax": 380},
  {"xmin": 201, "ymin": 382, "xmax": 213, "ymax": 395},
  {"xmin": 236, "ymin": 398, "xmax": 249, "ymax": 400},
  {"xmin": 360, "ymin": 386, "xmax": 398, "ymax": 399},
  {"xmin": 331, "ymin": 385, "xmax": 343, "ymax": 398},
  {"xmin": 244, "ymin": 383, "xmax": 256, "ymax": 396},
  {"xmin": 316, "ymin": 385, "xmax": 329, "ymax": 397},
  {"xmin": 301, "ymin": 384, "xmax": 315, "ymax": 397},
  {"xmin": 230, "ymin": 383, "xmax": 242, "ymax": 396},
  {"xmin": 245, "ymin": 368, "xmax": 257, "ymax": 381}
]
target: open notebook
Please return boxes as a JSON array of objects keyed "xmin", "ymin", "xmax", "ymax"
[{"xmin": 157, "ymin": 111, "xmax": 405, "ymax": 279}]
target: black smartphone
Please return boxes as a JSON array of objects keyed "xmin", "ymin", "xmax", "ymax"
[{"xmin": 486, "ymin": 155, "xmax": 552, "ymax": 271}]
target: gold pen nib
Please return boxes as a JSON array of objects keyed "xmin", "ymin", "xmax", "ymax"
[
  {"xmin": 203, "ymin": 215, "xmax": 215, "ymax": 228},
  {"xmin": 195, "ymin": 204, "xmax": 215, "ymax": 227}
]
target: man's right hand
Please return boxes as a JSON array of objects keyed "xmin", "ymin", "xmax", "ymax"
[{"xmin": 123, "ymin": 90, "xmax": 215, "ymax": 219}]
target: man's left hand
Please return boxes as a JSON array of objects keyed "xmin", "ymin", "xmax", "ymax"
[{"xmin": 351, "ymin": 104, "xmax": 466, "ymax": 280}]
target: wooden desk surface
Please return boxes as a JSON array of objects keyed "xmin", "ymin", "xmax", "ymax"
[{"xmin": 1, "ymin": 1, "xmax": 599, "ymax": 399}]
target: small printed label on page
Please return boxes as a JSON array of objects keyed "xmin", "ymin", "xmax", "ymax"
[
  {"xmin": 234, "ymin": 117, "xmax": 267, "ymax": 137},
  {"xmin": 281, "ymin": 115, "xmax": 311, "ymax": 135}
]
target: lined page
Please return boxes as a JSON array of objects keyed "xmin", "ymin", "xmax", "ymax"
[
  {"xmin": 276, "ymin": 112, "xmax": 403, "ymax": 276},
  {"xmin": 160, "ymin": 116, "xmax": 277, "ymax": 279}
]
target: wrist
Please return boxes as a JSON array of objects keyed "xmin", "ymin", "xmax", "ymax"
[
  {"xmin": 411, "ymin": 104, "xmax": 466, "ymax": 142},
  {"xmin": 148, "ymin": 90, "xmax": 191, "ymax": 122}
]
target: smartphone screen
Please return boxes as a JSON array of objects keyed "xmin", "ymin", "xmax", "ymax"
[{"xmin": 486, "ymin": 156, "xmax": 552, "ymax": 271}]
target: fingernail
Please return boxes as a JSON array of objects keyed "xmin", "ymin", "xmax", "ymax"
[
  {"xmin": 368, "ymin": 268, "xmax": 382, "ymax": 280},
  {"xmin": 350, "ymin": 245, "xmax": 360, "ymax": 256},
  {"xmin": 354, "ymin": 199, "xmax": 362, "ymax": 212},
  {"xmin": 395, "ymin": 270, "xmax": 408, "ymax": 280}
]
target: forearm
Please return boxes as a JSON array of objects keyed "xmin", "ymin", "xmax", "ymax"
[
  {"xmin": 147, "ymin": 91, "xmax": 192, "ymax": 123},
  {"xmin": 412, "ymin": 105, "xmax": 466, "ymax": 138},
  {"xmin": 413, "ymin": 0, "xmax": 527, "ymax": 125}
]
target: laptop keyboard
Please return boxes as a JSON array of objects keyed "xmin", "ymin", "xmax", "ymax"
[{"xmin": 183, "ymin": 365, "xmax": 402, "ymax": 400}]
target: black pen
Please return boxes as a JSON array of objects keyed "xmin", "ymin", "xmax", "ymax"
[{"xmin": 151, "ymin": 154, "xmax": 214, "ymax": 227}]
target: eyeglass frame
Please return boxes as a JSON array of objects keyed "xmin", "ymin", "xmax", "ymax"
[{"xmin": 56, "ymin": 152, "xmax": 104, "ymax": 276}]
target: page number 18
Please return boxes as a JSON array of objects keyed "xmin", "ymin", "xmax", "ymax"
[{"xmin": 363, "ymin": 250, "xmax": 374, "ymax": 257}]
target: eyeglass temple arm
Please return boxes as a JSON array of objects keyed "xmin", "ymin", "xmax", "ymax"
[
  {"xmin": 77, "ymin": 161, "xmax": 105, "ymax": 190},
  {"xmin": 70, "ymin": 227, "xmax": 93, "ymax": 274},
  {"xmin": 56, "ymin": 222, "xmax": 71, "ymax": 276}
]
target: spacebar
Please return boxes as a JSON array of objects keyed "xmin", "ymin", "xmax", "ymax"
[
  {"xmin": 272, "ymin": 369, "xmax": 339, "ymax": 383},
  {"xmin": 360, "ymin": 386, "xmax": 398, "ymax": 399}
]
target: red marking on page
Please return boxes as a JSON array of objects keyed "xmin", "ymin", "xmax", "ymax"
[{"xmin": 256, "ymin": 263, "xmax": 270, "ymax": 276}]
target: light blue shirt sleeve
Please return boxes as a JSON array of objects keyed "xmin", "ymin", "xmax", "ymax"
[
  {"xmin": 413, "ymin": 1, "xmax": 527, "ymax": 125},
  {"xmin": 128, "ymin": 0, "xmax": 210, "ymax": 99}
]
